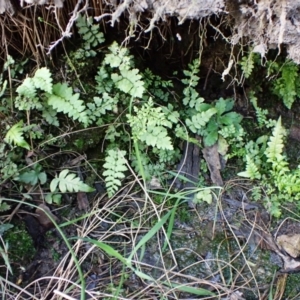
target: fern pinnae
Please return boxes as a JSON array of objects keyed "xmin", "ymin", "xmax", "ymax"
[
  {"xmin": 48, "ymin": 83, "xmax": 89, "ymax": 127},
  {"xmin": 103, "ymin": 149, "xmax": 128, "ymax": 198},
  {"xmin": 265, "ymin": 117, "xmax": 286, "ymax": 163},
  {"xmin": 238, "ymin": 155, "xmax": 261, "ymax": 180},
  {"xmin": 50, "ymin": 169, "xmax": 94, "ymax": 193}
]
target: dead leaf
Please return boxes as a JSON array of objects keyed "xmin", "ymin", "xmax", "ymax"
[
  {"xmin": 232, "ymin": 217, "xmax": 300, "ymax": 273},
  {"xmin": 35, "ymin": 204, "xmax": 58, "ymax": 230},
  {"xmin": 273, "ymin": 273, "xmax": 287, "ymax": 300},
  {"xmin": 229, "ymin": 291, "xmax": 245, "ymax": 300},
  {"xmin": 77, "ymin": 192, "xmax": 90, "ymax": 210},
  {"xmin": 277, "ymin": 234, "xmax": 300, "ymax": 258},
  {"xmin": 202, "ymin": 143, "xmax": 224, "ymax": 186}
]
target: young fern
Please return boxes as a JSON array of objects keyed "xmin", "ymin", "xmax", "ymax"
[
  {"xmin": 47, "ymin": 83, "xmax": 89, "ymax": 127},
  {"xmin": 271, "ymin": 60, "xmax": 300, "ymax": 109},
  {"xmin": 265, "ymin": 117, "xmax": 287, "ymax": 167},
  {"xmin": 50, "ymin": 169, "xmax": 95, "ymax": 193},
  {"xmin": 238, "ymin": 117, "xmax": 300, "ymax": 217},
  {"xmin": 4, "ymin": 121, "xmax": 30, "ymax": 150},
  {"xmin": 104, "ymin": 42, "xmax": 145, "ymax": 98},
  {"xmin": 240, "ymin": 52, "xmax": 255, "ymax": 79},
  {"xmin": 249, "ymin": 92, "xmax": 276, "ymax": 128},
  {"xmin": 15, "ymin": 67, "xmax": 91, "ymax": 127},
  {"xmin": 181, "ymin": 59, "xmax": 204, "ymax": 108},
  {"xmin": 103, "ymin": 149, "xmax": 128, "ymax": 198},
  {"xmin": 15, "ymin": 67, "xmax": 53, "ymax": 111},
  {"xmin": 127, "ymin": 98, "xmax": 174, "ymax": 150},
  {"xmin": 238, "ymin": 155, "xmax": 261, "ymax": 180},
  {"xmin": 76, "ymin": 15, "xmax": 105, "ymax": 57}
]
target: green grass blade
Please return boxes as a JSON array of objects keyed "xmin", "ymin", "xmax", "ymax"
[
  {"xmin": 128, "ymin": 209, "xmax": 172, "ymax": 262},
  {"xmin": 75, "ymin": 238, "xmax": 130, "ymax": 267},
  {"xmin": 162, "ymin": 198, "xmax": 181, "ymax": 252},
  {"xmin": 164, "ymin": 281, "xmax": 215, "ymax": 296}
]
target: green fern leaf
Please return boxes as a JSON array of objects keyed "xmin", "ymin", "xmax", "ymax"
[
  {"xmin": 4, "ymin": 121, "xmax": 30, "ymax": 150},
  {"xmin": 33, "ymin": 67, "xmax": 53, "ymax": 93},
  {"xmin": 42, "ymin": 106, "xmax": 59, "ymax": 126},
  {"xmin": 142, "ymin": 126, "xmax": 173, "ymax": 150},
  {"xmin": 215, "ymin": 97, "xmax": 228, "ymax": 115},
  {"xmin": 103, "ymin": 149, "xmax": 128, "ymax": 198},
  {"xmin": 112, "ymin": 67, "xmax": 145, "ymax": 98},
  {"xmin": 265, "ymin": 117, "xmax": 286, "ymax": 163},
  {"xmin": 186, "ymin": 108, "xmax": 217, "ymax": 133},
  {"xmin": 50, "ymin": 169, "xmax": 95, "ymax": 193},
  {"xmin": 48, "ymin": 83, "xmax": 89, "ymax": 126},
  {"xmin": 127, "ymin": 99, "xmax": 174, "ymax": 150},
  {"xmin": 272, "ymin": 61, "xmax": 298, "ymax": 109},
  {"xmin": 240, "ymin": 53, "xmax": 255, "ymax": 79},
  {"xmin": 220, "ymin": 112, "xmax": 243, "ymax": 126},
  {"xmin": 16, "ymin": 78, "xmax": 36, "ymax": 99},
  {"xmin": 104, "ymin": 42, "xmax": 129, "ymax": 68},
  {"xmin": 238, "ymin": 155, "xmax": 261, "ymax": 180},
  {"xmin": 15, "ymin": 95, "xmax": 42, "ymax": 111}
]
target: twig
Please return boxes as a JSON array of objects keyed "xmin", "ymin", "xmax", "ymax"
[{"xmin": 47, "ymin": 0, "xmax": 89, "ymax": 55}]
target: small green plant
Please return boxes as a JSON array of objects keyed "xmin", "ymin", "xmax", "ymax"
[
  {"xmin": 269, "ymin": 59, "xmax": 300, "ymax": 109},
  {"xmin": 238, "ymin": 117, "xmax": 300, "ymax": 217},
  {"xmin": 50, "ymin": 169, "xmax": 95, "ymax": 193},
  {"xmin": 76, "ymin": 15, "xmax": 105, "ymax": 58},
  {"xmin": 179, "ymin": 60, "xmax": 243, "ymax": 148},
  {"xmin": 103, "ymin": 149, "xmax": 128, "ymax": 198},
  {"xmin": 4, "ymin": 121, "xmax": 30, "ymax": 150},
  {"xmin": 240, "ymin": 51, "xmax": 256, "ymax": 79},
  {"xmin": 18, "ymin": 164, "xmax": 47, "ymax": 185},
  {"xmin": 184, "ymin": 96, "xmax": 243, "ymax": 147},
  {"xmin": 249, "ymin": 92, "xmax": 276, "ymax": 128},
  {"xmin": 127, "ymin": 98, "xmax": 174, "ymax": 150}
]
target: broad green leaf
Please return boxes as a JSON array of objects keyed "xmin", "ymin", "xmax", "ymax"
[
  {"xmin": 215, "ymin": 97, "xmax": 227, "ymax": 115},
  {"xmin": 220, "ymin": 112, "xmax": 243, "ymax": 126},
  {"xmin": 204, "ymin": 131, "xmax": 218, "ymax": 147}
]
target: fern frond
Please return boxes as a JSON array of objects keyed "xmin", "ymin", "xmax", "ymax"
[
  {"xmin": 272, "ymin": 61, "xmax": 298, "ymax": 109},
  {"xmin": 76, "ymin": 15, "xmax": 105, "ymax": 52},
  {"xmin": 103, "ymin": 149, "xmax": 128, "ymax": 198},
  {"xmin": 42, "ymin": 106, "xmax": 60, "ymax": 126},
  {"xmin": 182, "ymin": 59, "xmax": 202, "ymax": 107},
  {"xmin": 4, "ymin": 121, "xmax": 30, "ymax": 150},
  {"xmin": 48, "ymin": 83, "xmax": 89, "ymax": 127},
  {"xmin": 16, "ymin": 78, "xmax": 37, "ymax": 99},
  {"xmin": 87, "ymin": 93, "xmax": 118, "ymax": 125},
  {"xmin": 265, "ymin": 117, "xmax": 286, "ymax": 163},
  {"xmin": 240, "ymin": 52, "xmax": 255, "ymax": 78},
  {"xmin": 238, "ymin": 155, "xmax": 261, "ymax": 180},
  {"xmin": 185, "ymin": 108, "xmax": 217, "ymax": 134},
  {"xmin": 104, "ymin": 42, "xmax": 131, "ymax": 68},
  {"xmin": 50, "ymin": 169, "xmax": 95, "ymax": 193},
  {"xmin": 33, "ymin": 67, "xmax": 53, "ymax": 93},
  {"xmin": 127, "ymin": 99, "xmax": 174, "ymax": 150},
  {"xmin": 112, "ymin": 67, "xmax": 145, "ymax": 98}
]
